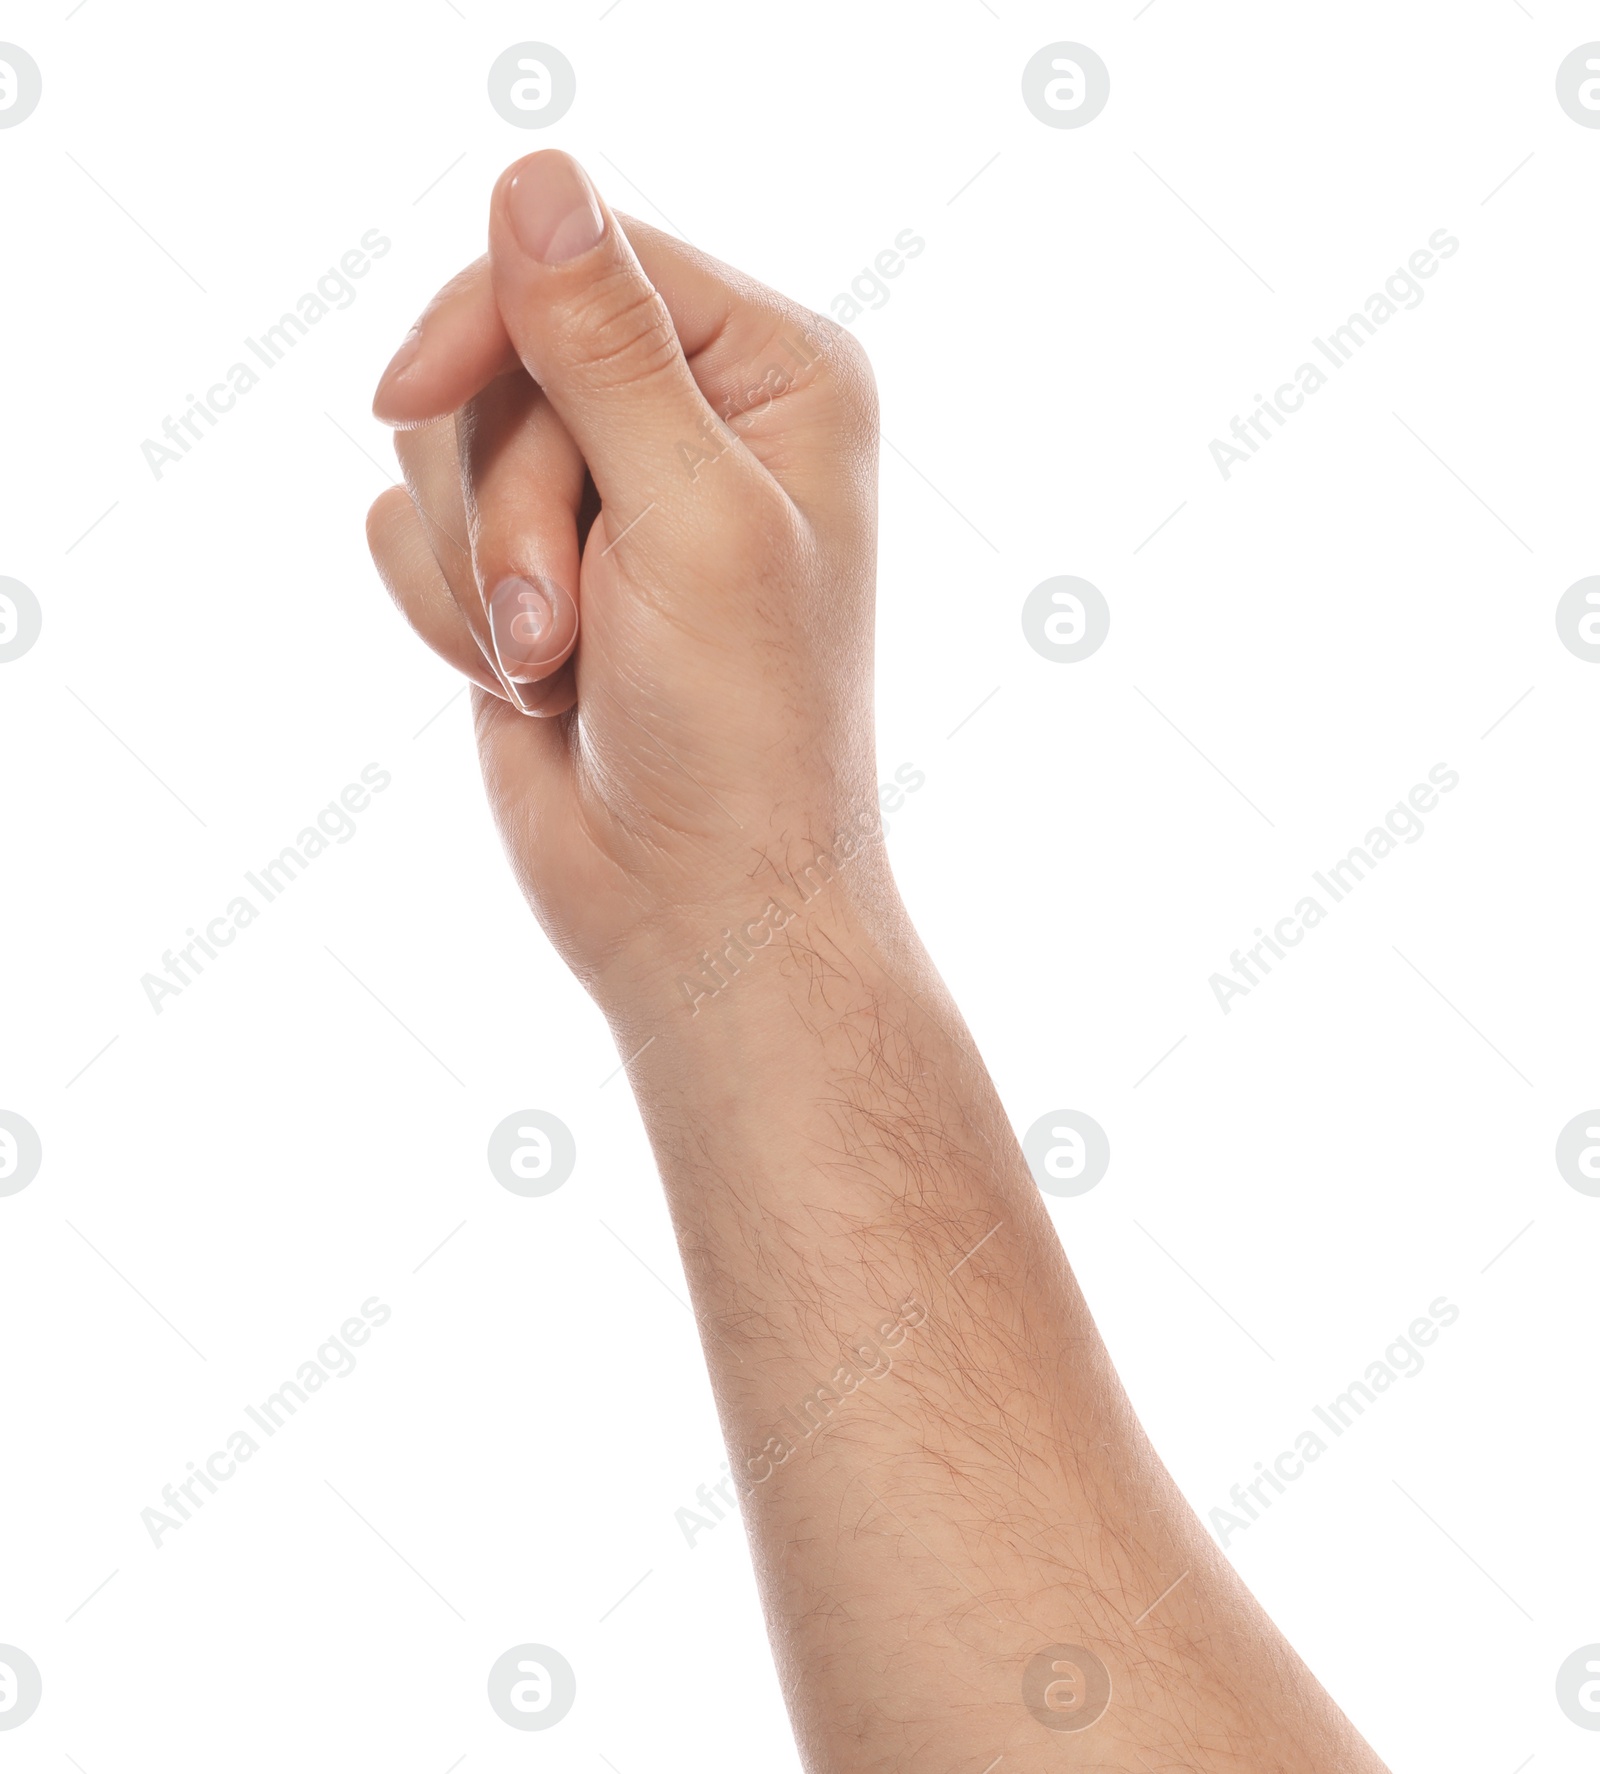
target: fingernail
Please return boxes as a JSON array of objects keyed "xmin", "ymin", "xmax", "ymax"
[
  {"xmin": 372, "ymin": 325, "xmax": 424, "ymax": 416},
  {"xmin": 500, "ymin": 671, "xmax": 572, "ymax": 718},
  {"xmin": 488, "ymin": 575, "xmax": 577, "ymax": 692},
  {"xmin": 377, "ymin": 324, "xmax": 422, "ymax": 388},
  {"xmin": 506, "ymin": 153, "xmax": 605, "ymax": 264}
]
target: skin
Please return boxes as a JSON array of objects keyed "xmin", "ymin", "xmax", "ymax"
[{"xmin": 367, "ymin": 150, "xmax": 1392, "ymax": 1773}]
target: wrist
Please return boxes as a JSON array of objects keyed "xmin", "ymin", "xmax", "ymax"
[
  {"xmin": 591, "ymin": 861, "xmax": 918, "ymax": 1048},
  {"xmin": 584, "ymin": 801, "xmax": 913, "ymax": 1025}
]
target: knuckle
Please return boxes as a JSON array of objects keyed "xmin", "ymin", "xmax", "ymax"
[
  {"xmin": 819, "ymin": 323, "xmax": 879, "ymax": 417},
  {"xmin": 556, "ymin": 269, "xmax": 682, "ymax": 392},
  {"xmin": 775, "ymin": 307, "xmax": 879, "ymax": 425}
]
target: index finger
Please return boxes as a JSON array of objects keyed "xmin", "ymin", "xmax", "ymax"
[
  {"xmin": 372, "ymin": 215, "xmax": 844, "ymax": 439},
  {"xmin": 372, "ymin": 255, "xmax": 520, "ymax": 429}
]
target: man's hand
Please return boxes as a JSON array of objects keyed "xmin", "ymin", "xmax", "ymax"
[
  {"xmin": 366, "ymin": 150, "xmax": 886, "ymax": 1018},
  {"xmin": 367, "ymin": 151, "xmax": 1392, "ymax": 1774}
]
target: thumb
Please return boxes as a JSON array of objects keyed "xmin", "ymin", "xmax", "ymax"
[{"xmin": 487, "ymin": 152, "xmax": 728, "ymax": 524}]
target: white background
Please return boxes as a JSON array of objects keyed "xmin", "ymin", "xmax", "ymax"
[{"xmin": 2, "ymin": 2, "xmax": 1596, "ymax": 1768}]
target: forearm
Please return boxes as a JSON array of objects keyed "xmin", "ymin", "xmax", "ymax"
[{"xmin": 610, "ymin": 883, "xmax": 1387, "ymax": 1772}]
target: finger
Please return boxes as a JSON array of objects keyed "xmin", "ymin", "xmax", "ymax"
[
  {"xmin": 391, "ymin": 415, "xmax": 479, "ymax": 616},
  {"xmin": 500, "ymin": 657, "xmax": 577, "ymax": 719},
  {"xmin": 391, "ymin": 414, "xmax": 527, "ymax": 710},
  {"xmin": 371, "ymin": 214, "xmax": 856, "ymax": 465},
  {"xmin": 484, "ymin": 151, "xmax": 758, "ymax": 517},
  {"xmin": 540, "ymin": 211, "xmax": 868, "ymax": 489},
  {"xmin": 372, "ymin": 256, "xmax": 520, "ymax": 427},
  {"xmin": 471, "ymin": 684, "xmax": 577, "ymax": 863},
  {"xmin": 365, "ymin": 486, "xmax": 505, "ymax": 699},
  {"xmin": 367, "ymin": 487, "xmax": 577, "ymax": 718},
  {"xmin": 393, "ymin": 388, "xmax": 586, "ymax": 715},
  {"xmin": 456, "ymin": 372, "xmax": 585, "ymax": 715}
]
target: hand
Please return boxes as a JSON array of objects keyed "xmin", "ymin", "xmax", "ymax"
[{"xmin": 366, "ymin": 151, "xmax": 887, "ymax": 1017}]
